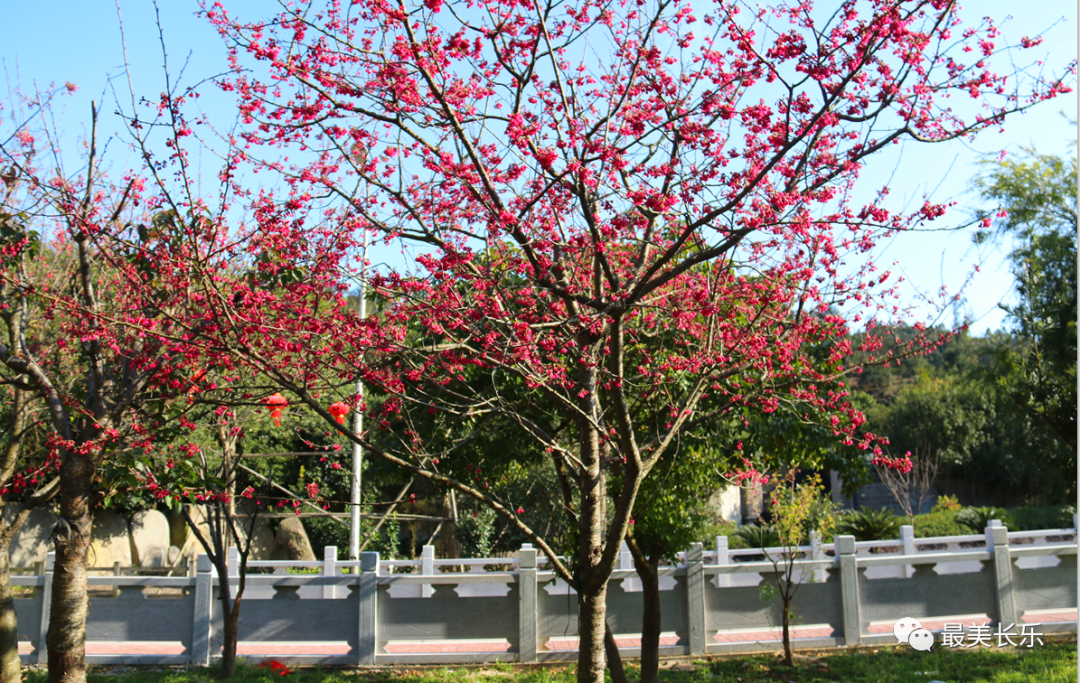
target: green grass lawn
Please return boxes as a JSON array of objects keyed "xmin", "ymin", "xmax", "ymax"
[{"xmin": 29, "ymin": 636, "xmax": 1077, "ymax": 683}]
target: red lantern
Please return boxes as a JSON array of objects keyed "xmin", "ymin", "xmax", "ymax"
[
  {"xmin": 328, "ymin": 402, "xmax": 350, "ymax": 425},
  {"xmin": 266, "ymin": 393, "xmax": 288, "ymax": 427},
  {"xmin": 187, "ymin": 368, "xmax": 208, "ymax": 403}
]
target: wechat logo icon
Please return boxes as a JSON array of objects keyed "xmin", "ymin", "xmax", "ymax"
[{"xmin": 894, "ymin": 617, "xmax": 934, "ymax": 651}]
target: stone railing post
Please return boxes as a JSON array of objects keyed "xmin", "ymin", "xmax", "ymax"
[
  {"xmin": 618, "ymin": 540, "xmax": 641, "ymax": 591},
  {"xmin": 227, "ymin": 546, "xmax": 240, "ymax": 601},
  {"xmin": 36, "ymin": 552, "xmax": 54, "ymax": 665},
  {"xmin": 686, "ymin": 542, "xmax": 706, "ymax": 655},
  {"xmin": 809, "ymin": 530, "xmax": 826, "ymax": 582},
  {"xmin": 715, "ymin": 536, "xmax": 730, "ymax": 588},
  {"xmin": 518, "ymin": 543, "xmax": 538, "ymax": 663},
  {"xmin": 900, "ymin": 525, "xmax": 916, "ymax": 578},
  {"xmin": 837, "ymin": 535, "xmax": 862, "ymax": 646},
  {"xmin": 358, "ymin": 551, "xmax": 380, "ymax": 665},
  {"xmin": 323, "ymin": 546, "xmax": 338, "ymax": 599},
  {"xmin": 990, "ymin": 526, "xmax": 1018, "ymax": 631},
  {"xmin": 191, "ymin": 553, "xmax": 213, "ymax": 666},
  {"xmin": 421, "ymin": 544, "xmax": 435, "ymax": 598}
]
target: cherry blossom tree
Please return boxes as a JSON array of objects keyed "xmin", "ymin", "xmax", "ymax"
[
  {"xmin": 152, "ymin": 0, "xmax": 1075, "ymax": 680},
  {"xmin": 0, "ymin": 150, "xmax": 63, "ymax": 683},
  {"xmin": 0, "ymin": 85, "xmax": 262, "ymax": 681}
]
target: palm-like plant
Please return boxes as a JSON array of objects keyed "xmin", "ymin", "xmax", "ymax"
[
  {"xmin": 731, "ymin": 523, "xmax": 782, "ymax": 549},
  {"xmin": 833, "ymin": 508, "xmax": 902, "ymax": 541},
  {"xmin": 955, "ymin": 506, "xmax": 1012, "ymax": 533}
]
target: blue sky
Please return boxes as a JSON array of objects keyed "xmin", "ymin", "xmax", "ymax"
[{"xmin": 5, "ymin": 0, "xmax": 1077, "ymax": 334}]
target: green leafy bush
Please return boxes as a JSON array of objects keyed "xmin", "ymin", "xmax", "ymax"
[
  {"xmin": 913, "ymin": 510, "xmax": 969, "ymax": 537},
  {"xmin": 932, "ymin": 494, "xmax": 962, "ymax": 513},
  {"xmin": 955, "ymin": 506, "xmax": 1012, "ymax": 533},
  {"xmin": 914, "ymin": 503, "xmax": 1074, "ymax": 537},
  {"xmin": 832, "ymin": 508, "xmax": 902, "ymax": 541},
  {"xmin": 731, "ymin": 523, "xmax": 781, "ymax": 549},
  {"xmin": 1008, "ymin": 505, "xmax": 1076, "ymax": 531},
  {"xmin": 455, "ymin": 508, "xmax": 497, "ymax": 558},
  {"xmin": 699, "ymin": 520, "xmax": 741, "ymax": 546}
]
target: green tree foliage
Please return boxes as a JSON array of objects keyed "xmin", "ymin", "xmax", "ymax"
[
  {"xmin": 865, "ymin": 370, "xmax": 993, "ymax": 467},
  {"xmin": 974, "ymin": 144, "xmax": 1077, "ymax": 454},
  {"xmin": 852, "ymin": 326, "xmax": 1075, "ymax": 504}
]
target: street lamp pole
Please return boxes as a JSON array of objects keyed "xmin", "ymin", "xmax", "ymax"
[{"xmin": 348, "ymin": 226, "xmax": 368, "ymax": 565}]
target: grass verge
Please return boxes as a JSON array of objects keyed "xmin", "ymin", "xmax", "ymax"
[{"xmin": 26, "ymin": 635, "xmax": 1076, "ymax": 683}]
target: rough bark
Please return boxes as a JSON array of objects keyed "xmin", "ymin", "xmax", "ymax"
[
  {"xmin": 574, "ymin": 349, "xmax": 615, "ymax": 683},
  {"xmin": 576, "ymin": 579, "xmax": 608, "ymax": 683},
  {"xmin": 46, "ymin": 459, "xmax": 95, "ymax": 683}
]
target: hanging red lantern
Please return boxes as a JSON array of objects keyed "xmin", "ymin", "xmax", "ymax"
[
  {"xmin": 266, "ymin": 393, "xmax": 288, "ymax": 427},
  {"xmin": 187, "ymin": 368, "xmax": 208, "ymax": 403},
  {"xmin": 328, "ymin": 402, "xmax": 350, "ymax": 425}
]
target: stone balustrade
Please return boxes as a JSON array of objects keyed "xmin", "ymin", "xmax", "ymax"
[{"xmin": 12, "ymin": 523, "xmax": 1077, "ymax": 665}]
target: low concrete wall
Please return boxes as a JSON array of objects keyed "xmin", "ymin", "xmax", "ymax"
[{"xmin": 11, "ymin": 524, "xmax": 1077, "ymax": 666}]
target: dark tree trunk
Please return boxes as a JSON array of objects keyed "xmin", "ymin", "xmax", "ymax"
[
  {"xmin": 218, "ymin": 575, "xmax": 241, "ymax": 679},
  {"xmin": 210, "ymin": 424, "xmax": 248, "ymax": 679},
  {"xmin": 625, "ymin": 538, "xmax": 662, "ymax": 683},
  {"xmin": 781, "ymin": 598, "xmax": 793, "ymax": 666},
  {"xmin": 638, "ymin": 564, "xmax": 662, "ymax": 683},
  {"xmin": 0, "ymin": 539, "xmax": 20, "ymax": 683},
  {"xmin": 207, "ymin": 515, "xmax": 247, "ymax": 679},
  {"xmin": 47, "ymin": 460, "xmax": 95, "ymax": 683},
  {"xmin": 603, "ymin": 622, "xmax": 627, "ymax": 683}
]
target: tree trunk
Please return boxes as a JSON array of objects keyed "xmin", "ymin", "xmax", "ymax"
[
  {"xmin": 0, "ymin": 492, "xmax": 59, "ymax": 683},
  {"xmin": 47, "ymin": 462, "xmax": 95, "ymax": 683},
  {"xmin": 0, "ymin": 538, "xmax": 21, "ymax": 683},
  {"xmin": 0, "ymin": 382, "xmax": 33, "ymax": 683},
  {"xmin": 603, "ymin": 622, "xmax": 626, "ymax": 683},
  {"xmin": 576, "ymin": 580, "xmax": 608, "ymax": 683},
  {"xmin": 631, "ymin": 550, "xmax": 661, "ymax": 683},
  {"xmin": 0, "ymin": 501, "xmax": 49, "ymax": 683},
  {"xmin": 219, "ymin": 585, "xmax": 239, "ymax": 679},
  {"xmin": 211, "ymin": 528, "xmax": 248, "ymax": 678},
  {"xmin": 781, "ymin": 597, "xmax": 793, "ymax": 667}
]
